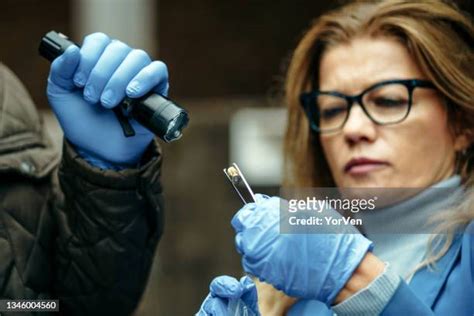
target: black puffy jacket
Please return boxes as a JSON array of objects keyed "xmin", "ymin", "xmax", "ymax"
[{"xmin": 0, "ymin": 63, "xmax": 164, "ymax": 315}]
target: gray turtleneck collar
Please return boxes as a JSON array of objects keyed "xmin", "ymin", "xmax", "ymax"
[{"xmin": 355, "ymin": 174, "xmax": 463, "ymax": 280}]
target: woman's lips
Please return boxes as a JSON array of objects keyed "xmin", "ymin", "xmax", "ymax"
[{"xmin": 344, "ymin": 158, "xmax": 389, "ymax": 175}]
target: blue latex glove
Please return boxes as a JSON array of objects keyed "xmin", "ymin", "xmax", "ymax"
[
  {"xmin": 196, "ymin": 275, "xmax": 259, "ymax": 316},
  {"xmin": 47, "ymin": 32, "xmax": 169, "ymax": 169},
  {"xmin": 231, "ymin": 194, "xmax": 373, "ymax": 306}
]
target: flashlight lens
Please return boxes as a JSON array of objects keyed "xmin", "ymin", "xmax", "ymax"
[{"xmin": 163, "ymin": 112, "xmax": 188, "ymax": 142}]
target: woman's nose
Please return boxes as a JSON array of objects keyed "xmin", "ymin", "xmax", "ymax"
[{"xmin": 342, "ymin": 104, "xmax": 377, "ymax": 145}]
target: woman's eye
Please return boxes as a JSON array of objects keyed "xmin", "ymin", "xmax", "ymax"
[
  {"xmin": 373, "ymin": 97, "xmax": 407, "ymax": 107},
  {"xmin": 320, "ymin": 106, "xmax": 346, "ymax": 119}
]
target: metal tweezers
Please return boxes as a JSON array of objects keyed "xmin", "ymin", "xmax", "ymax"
[{"xmin": 223, "ymin": 163, "xmax": 256, "ymax": 204}]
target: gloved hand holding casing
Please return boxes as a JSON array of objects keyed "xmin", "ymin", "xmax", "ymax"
[{"xmin": 231, "ymin": 194, "xmax": 373, "ymax": 305}]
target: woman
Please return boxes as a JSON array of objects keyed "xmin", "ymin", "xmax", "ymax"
[{"xmin": 197, "ymin": 0, "xmax": 473, "ymax": 315}]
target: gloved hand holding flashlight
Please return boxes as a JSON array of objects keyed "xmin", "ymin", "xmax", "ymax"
[
  {"xmin": 231, "ymin": 194, "xmax": 373, "ymax": 306},
  {"xmin": 46, "ymin": 32, "xmax": 169, "ymax": 169}
]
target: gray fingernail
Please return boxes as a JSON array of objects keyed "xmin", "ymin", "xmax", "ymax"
[
  {"xmin": 101, "ymin": 89, "xmax": 115, "ymax": 106},
  {"xmin": 84, "ymin": 85, "xmax": 97, "ymax": 102},
  {"xmin": 127, "ymin": 80, "xmax": 140, "ymax": 94},
  {"xmin": 74, "ymin": 73, "xmax": 86, "ymax": 86}
]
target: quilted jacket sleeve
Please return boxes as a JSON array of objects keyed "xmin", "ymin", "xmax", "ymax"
[{"xmin": 51, "ymin": 140, "xmax": 164, "ymax": 316}]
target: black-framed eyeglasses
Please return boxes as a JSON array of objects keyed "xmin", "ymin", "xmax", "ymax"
[{"xmin": 299, "ymin": 79, "xmax": 436, "ymax": 133}]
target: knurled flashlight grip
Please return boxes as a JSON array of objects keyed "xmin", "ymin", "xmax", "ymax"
[{"xmin": 39, "ymin": 31, "xmax": 189, "ymax": 142}]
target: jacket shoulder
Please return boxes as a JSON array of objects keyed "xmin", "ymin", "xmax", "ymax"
[{"xmin": 0, "ymin": 63, "xmax": 61, "ymax": 179}]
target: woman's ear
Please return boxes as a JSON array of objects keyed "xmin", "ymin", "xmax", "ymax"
[{"xmin": 454, "ymin": 130, "xmax": 473, "ymax": 152}]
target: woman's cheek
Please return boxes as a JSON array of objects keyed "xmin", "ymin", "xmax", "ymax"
[{"xmin": 323, "ymin": 142, "xmax": 345, "ymax": 182}]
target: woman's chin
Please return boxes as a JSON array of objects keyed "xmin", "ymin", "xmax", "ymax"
[{"xmin": 339, "ymin": 171, "xmax": 392, "ymax": 188}]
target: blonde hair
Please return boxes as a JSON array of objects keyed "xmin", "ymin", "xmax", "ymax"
[{"xmin": 283, "ymin": 0, "xmax": 474, "ymax": 270}]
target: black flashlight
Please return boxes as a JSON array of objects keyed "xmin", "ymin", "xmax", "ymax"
[{"xmin": 39, "ymin": 31, "xmax": 189, "ymax": 143}]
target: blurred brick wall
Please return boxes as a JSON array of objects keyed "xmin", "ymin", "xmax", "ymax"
[
  {"xmin": 0, "ymin": 0, "xmax": 72, "ymax": 109},
  {"xmin": 158, "ymin": 0, "xmax": 337, "ymax": 98}
]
